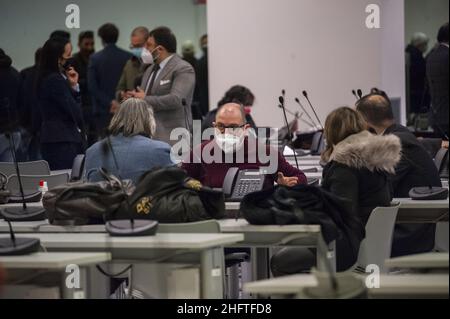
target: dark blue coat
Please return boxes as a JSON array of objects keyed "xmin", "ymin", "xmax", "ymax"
[
  {"xmin": 37, "ymin": 73, "xmax": 84, "ymax": 144},
  {"xmin": 88, "ymin": 44, "xmax": 132, "ymax": 116}
]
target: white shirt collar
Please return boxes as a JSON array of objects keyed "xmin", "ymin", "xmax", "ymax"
[
  {"xmin": 158, "ymin": 54, "xmax": 174, "ymax": 71},
  {"xmin": 442, "ymin": 43, "xmax": 449, "ymax": 48}
]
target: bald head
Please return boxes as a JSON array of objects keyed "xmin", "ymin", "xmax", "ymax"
[
  {"xmin": 356, "ymin": 93, "xmax": 394, "ymax": 130},
  {"xmin": 215, "ymin": 103, "xmax": 246, "ymax": 126}
]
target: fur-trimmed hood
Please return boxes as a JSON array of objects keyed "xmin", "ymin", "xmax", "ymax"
[{"xmin": 328, "ymin": 131, "xmax": 402, "ymax": 174}]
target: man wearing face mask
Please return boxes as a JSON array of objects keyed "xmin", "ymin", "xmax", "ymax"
[
  {"xmin": 181, "ymin": 103, "xmax": 307, "ymax": 189},
  {"xmin": 72, "ymin": 31, "xmax": 95, "ymax": 146},
  {"xmin": 132, "ymin": 26, "xmax": 195, "ymax": 145},
  {"xmin": 115, "ymin": 26, "xmax": 149, "ymax": 103}
]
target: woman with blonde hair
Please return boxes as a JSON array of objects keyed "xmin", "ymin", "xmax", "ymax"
[
  {"xmin": 85, "ymin": 98, "xmax": 174, "ymax": 184},
  {"xmin": 271, "ymin": 107, "xmax": 402, "ymax": 274}
]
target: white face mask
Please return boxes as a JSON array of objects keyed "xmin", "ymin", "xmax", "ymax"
[
  {"xmin": 215, "ymin": 130, "xmax": 246, "ymax": 154},
  {"xmin": 141, "ymin": 47, "xmax": 154, "ymax": 65}
]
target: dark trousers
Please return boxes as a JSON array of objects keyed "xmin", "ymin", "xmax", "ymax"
[{"xmin": 41, "ymin": 142, "xmax": 83, "ymax": 170}]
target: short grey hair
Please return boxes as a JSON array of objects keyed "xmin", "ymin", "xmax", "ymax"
[
  {"xmin": 131, "ymin": 26, "xmax": 150, "ymax": 40},
  {"xmin": 411, "ymin": 32, "xmax": 429, "ymax": 46},
  {"xmin": 216, "ymin": 102, "xmax": 247, "ymax": 124},
  {"xmin": 109, "ymin": 98, "xmax": 156, "ymax": 138}
]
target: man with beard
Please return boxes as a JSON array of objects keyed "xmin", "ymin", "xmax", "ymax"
[{"xmin": 72, "ymin": 31, "xmax": 96, "ymax": 146}]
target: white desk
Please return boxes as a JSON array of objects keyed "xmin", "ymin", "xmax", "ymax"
[
  {"xmin": 0, "ymin": 232, "xmax": 243, "ymax": 299},
  {"xmin": 0, "ymin": 252, "xmax": 111, "ymax": 269},
  {"xmin": 218, "ymin": 219, "xmax": 336, "ymax": 279},
  {"xmin": 288, "ymin": 160, "xmax": 321, "ymax": 166},
  {"xmin": 1, "ymin": 252, "xmax": 111, "ymax": 299},
  {"xmin": 385, "ymin": 252, "xmax": 449, "ymax": 270},
  {"xmin": 0, "ymin": 220, "xmax": 105, "ymax": 233},
  {"xmin": 304, "ymin": 172, "xmax": 323, "ymax": 179},
  {"xmin": 394, "ymin": 198, "xmax": 449, "ymax": 223},
  {"xmin": 225, "ymin": 200, "xmax": 449, "ymax": 224},
  {"xmin": 243, "ymin": 273, "xmax": 449, "ymax": 299},
  {"xmin": 51, "ymin": 169, "xmax": 72, "ymax": 176}
]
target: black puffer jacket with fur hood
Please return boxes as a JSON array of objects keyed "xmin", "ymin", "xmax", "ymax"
[{"xmin": 321, "ymin": 130, "xmax": 402, "ymax": 270}]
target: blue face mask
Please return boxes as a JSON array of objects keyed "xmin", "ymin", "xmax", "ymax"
[{"xmin": 130, "ymin": 47, "xmax": 143, "ymax": 58}]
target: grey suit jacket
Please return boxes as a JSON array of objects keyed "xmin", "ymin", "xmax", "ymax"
[{"xmin": 141, "ymin": 54, "xmax": 195, "ymax": 145}]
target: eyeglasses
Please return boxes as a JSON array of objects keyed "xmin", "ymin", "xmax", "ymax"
[{"xmin": 214, "ymin": 123, "xmax": 246, "ymax": 134}]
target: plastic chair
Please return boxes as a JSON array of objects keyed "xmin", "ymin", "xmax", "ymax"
[
  {"xmin": 355, "ymin": 204, "xmax": 400, "ymax": 273},
  {"xmin": 6, "ymin": 173, "xmax": 69, "ymax": 196},
  {"xmin": 434, "ymin": 148, "xmax": 449, "ymax": 179},
  {"xmin": 0, "ymin": 160, "xmax": 50, "ymax": 178},
  {"xmin": 70, "ymin": 154, "xmax": 86, "ymax": 182}
]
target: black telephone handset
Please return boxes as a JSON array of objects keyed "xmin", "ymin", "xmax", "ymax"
[{"xmin": 222, "ymin": 168, "xmax": 266, "ymax": 202}]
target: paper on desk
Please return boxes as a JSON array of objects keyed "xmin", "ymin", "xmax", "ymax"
[{"xmin": 283, "ymin": 146, "xmax": 297, "ymax": 156}]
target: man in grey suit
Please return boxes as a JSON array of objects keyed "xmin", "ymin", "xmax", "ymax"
[
  {"xmin": 132, "ymin": 27, "xmax": 195, "ymax": 145},
  {"xmin": 427, "ymin": 22, "xmax": 449, "ymax": 138}
]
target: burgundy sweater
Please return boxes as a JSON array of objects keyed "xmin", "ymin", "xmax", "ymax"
[{"xmin": 181, "ymin": 138, "xmax": 307, "ymax": 189}]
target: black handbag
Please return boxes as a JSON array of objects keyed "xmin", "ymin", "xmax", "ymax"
[
  {"xmin": 111, "ymin": 166, "xmax": 225, "ymax": 223},
  {"xmin": 43, "ymin": 169, "xmax": 134, "ymax": 225}
]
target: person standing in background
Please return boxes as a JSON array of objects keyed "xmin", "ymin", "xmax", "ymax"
[
  {"xmin": 131, "ymin": 26, "xmax": 195, "ymax": 146},
  {"xmin": 406, "ymin": 33, "xmax": 430, "ymax": 121},
  {"xmin": 18, "ymin": 48, "xmax": 43, "ymax": 160},
  {"xmin": 88, "ymin": 23, "xmax": 132, "ymax": 139},
  {"xmin": 427, "ymin": 22, "xmax": 449, "ymax": 139},
  {"xmin": 197, "ymin": 34, "xmax": 209, "ymax": 117},
  {"xmin": 115, "ymin": 26, "xmax": 149, "ymax": 103},
  {"xmin": 0, "ymin": 49, "xmax": 21, "ymax": 162},
  {"xmin": 72, "ymin": 31, "xmax": 96, "ymax": 146},
  {"xmin": 182, "ymin": 40, "xmax": 202, "ymax": 121},
  {"xmin": 36, "ymin": 37, "xmax": 85, "ymax": 170}
]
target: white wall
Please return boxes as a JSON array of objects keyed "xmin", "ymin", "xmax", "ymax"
[
  {"xmin": 208, "ymin": 0, "xmax": 406, "ymax": 128},
  {"xmin": 381, "ymin": 0, "xmax": 406, "ymax": 123},
  {"xmin": 0, "ymin": 0, "xmax": 207, "ymax": 70},
  {"xmin": 405, "ymin": 0, "xmax": 449, "ymax": 53}
]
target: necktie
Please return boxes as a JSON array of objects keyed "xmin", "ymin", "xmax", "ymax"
[{"xmin": 145, "ymin": 64, "xmax": 160, "ymax": 94}]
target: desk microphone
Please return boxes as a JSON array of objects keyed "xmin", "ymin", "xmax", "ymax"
[
  {"xmin": 295, "ymin": 97, "xmax": 319, "ymax": 129},
  {"xmin": 302, "ymin": 91, "xmax": 323, "ymax": 129},
  {"xmin": 0, "ymin": 98, "xmax": 46, "ymax": 222},
  {"xmin": 403, "ymin": 154, "xmax": 449, "ymax": 200},
  {"xmin": 278, "ymin": 91, "xmax": 299, "ymax": 169},
  {"xmin": 357, "ymin": 89, "xmax": 363, "ymax": 100},
  {"xmin": 0, "ymin": 218, "xmax": 40, "ymax": 256}
]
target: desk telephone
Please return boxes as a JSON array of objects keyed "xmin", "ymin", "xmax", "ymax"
[{"xmin": 222, "ymin": 168, "xmax": 267, "ymax": 201}]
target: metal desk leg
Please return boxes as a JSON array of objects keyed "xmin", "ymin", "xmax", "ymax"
[
  {"xmin": 251, "ymin": 247, "xmax": 269, "ymax": 281},
  {"xmin": 316, "ymin": 236, "xmax": 336, "ymax": 273},
  {"xmin": 200, "ymin": 247, "xmax": 224, "ymax": 299},
  {"xmin": 60, "ymin": 267, "xmax": 87, "ymax": 299}
]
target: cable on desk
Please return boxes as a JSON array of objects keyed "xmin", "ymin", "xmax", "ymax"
[{"xmin": 96, "ymin": 264, "xmax": 132, "ymax": 278}]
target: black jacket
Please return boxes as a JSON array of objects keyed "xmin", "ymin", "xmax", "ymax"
[
  {"xmin": 321, "ymin": 131, "xmax": 401, "ymax": 270},
  {"xmin": 88, "ymin": 44, "xmax": 132, "ymax": 116},
  {"xmin": 406, "ymin": 45, "xmax": 429, "ymax": 113},
  {"xmin": 384, "ymin": 124, "xmax": 441, "ymax": 257},
  {"xmin": 37, "ymin": 73, "xmax": 84, "ymax": 144},
  {"xmin": 427, "ymin": 44, "xmax": 449, "ymax": 128},
  {"xmin": 18, "ymin": 65, "xmax": 40, "ymax": 133},
  {"xmin": 0, "ymin": 51, "xmax": 20, "ymax": 130}
]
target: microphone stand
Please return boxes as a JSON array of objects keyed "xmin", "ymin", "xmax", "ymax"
[
  {"xmin": 0, "ymin": 99, "xmax": 45, "ymax": 221},
  {"xmin": 279, "ymin": 93, "xmax": 299, "ymax": 169}
]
